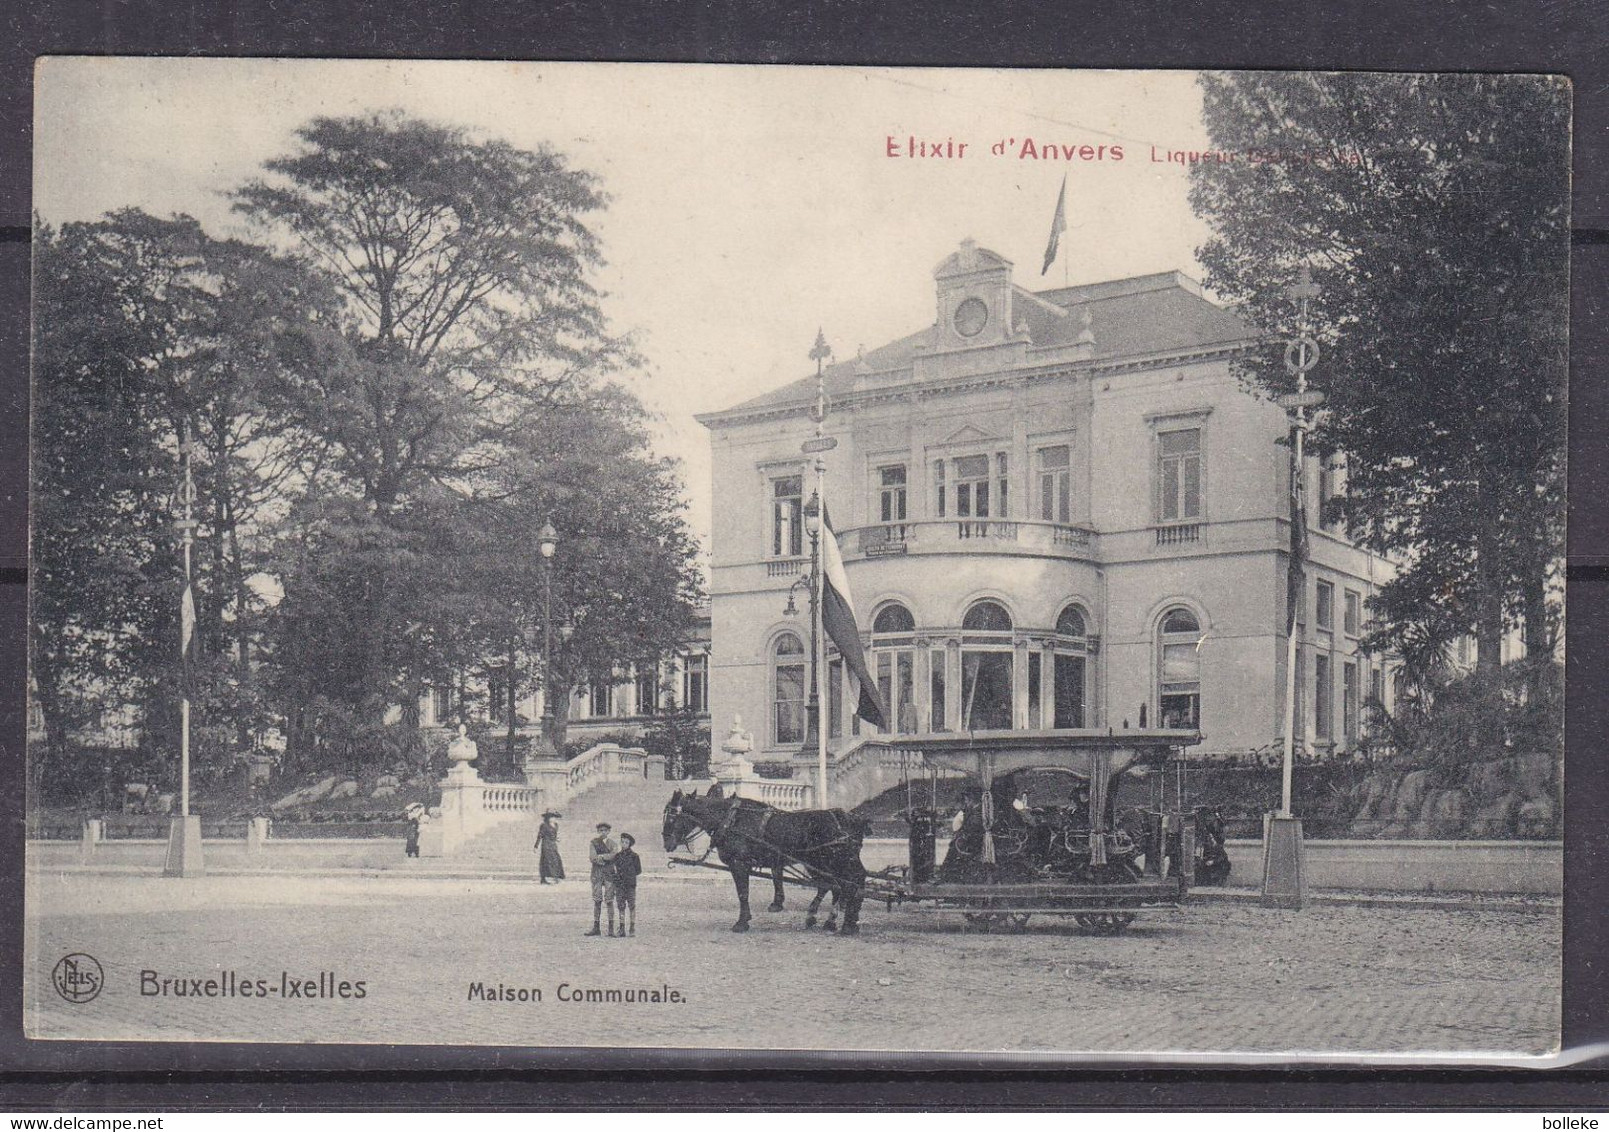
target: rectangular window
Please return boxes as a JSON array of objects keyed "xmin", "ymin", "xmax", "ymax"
[
  {"xmin": 589, "ymin": 680, "xmax": 612, "ymax": 718},
  {"xmin": 955, "ymin": 454, "xmax": 989, "ymax": 518},
  {"xmin": 431, "ymin": 686, "xmax": 452, "ymax": 725},
  {"xmin": 635, "ymin": 667, "xmax": 658, "ymax": 716},
  {"xmin": 930, "ymin": 648, "xmax": 947, "ymax": 732},
  {"xmin": 1343, "ymin": 590, "xmax": 1361, "ymax": 636},
  {"xmin": 1370, "ymin": 667, "xmax": 1384, "ymax": 731},
  {"xmin": 1038, "ymin": 444, "xmax": 1071, "ymax": 523},
  {"xmin": 1157, "ymin": 427, "xmax": 1202, "ymax": 522},
  {"xmin": 1314, "ymin": 654, "xmax": 1332, "ymax": 739},
  {"xmin": 1343, "ymin": 662, "xmax": 1358, "ymax": 744},
  {"xmin": 877, "ymin": 465, "xmax": 908, "ymax": 526},
  {"xmin": 1318, "ymin": 462, "xmax": 1335, "ymax": 530},
  {"xmin": 1316, "ymin": 580, "xmax": 1335, "ymax": 631},
  {"xmin": 997, "ymin": 452, "xmax": 1010, "ymax": 518},
  {"xmin": 682, "ymin": 654, "xmax": 708, "ymax": 714},
  {"xmin": 934, "ymin": 460, "xmax": 946, "ymax": 518},
  {"xmin": 771, "ymin": 474, "xmax": 803, "ymax": 558}
]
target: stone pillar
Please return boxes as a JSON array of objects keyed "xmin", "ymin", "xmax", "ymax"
[
  {"xmin": 79, "ymin": 819, "xmax": 102, "ymax": 863},
  {"xmin": 1040, "ymin": 641, "xmax": 1057, "ymax": 729},
  {"xmin": 913, "ymin": 642, "xmax": 932, "ymax": 735},
  {"xmin": 714, "ymin": 716, "xmax": 756, "ymax": 796},
  {"xmin": 528, "ymin": 762, "xmax": 571, "ymax": 808},
  {"xmin": 644, "ymin": 753, "xmax": 668, "ymax": 781},
  {"xmin": 436, "ymin": 725, "xmax": 485, "ymax": 855},
  {"xmin": 945, "ymin": 639, "xmax": 963, "ymax": 732},
  {"xmin": 1012, "ymin": 635, "xmax": 1030, "ymax": 730},
  {"xmin": 246, "ymin": 817, "xmax": 270, "ymax": 856}
]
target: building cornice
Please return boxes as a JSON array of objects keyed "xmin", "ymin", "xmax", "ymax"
[{"xmin": 695, "ymin": 340, "xmax": 1259, "ymax": 430}]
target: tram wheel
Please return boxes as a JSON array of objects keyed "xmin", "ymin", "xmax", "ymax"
[
  {"xmin": 962, "ymin": 912, "xmax": 1032, "ymax": 932},
  {"xmin": 1074, "ymin": 912, "xmax": 1136, "ymax": 936}
]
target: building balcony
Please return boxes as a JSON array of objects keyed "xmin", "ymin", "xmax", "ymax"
[{"xmin": 836, "ymin": 518, "xmax": 1099, "ymax": 563}]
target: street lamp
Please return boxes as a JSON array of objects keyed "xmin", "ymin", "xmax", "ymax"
[
  {"xmin": 781, "ymin": 493, "xmax": 824, "ymax": 759},
  {"xmin": 1264, "ymin": 263, "xmax": 1324, "ymax": 911},
  {"xmin": 537, "ymin": 521, "xmax": 560, "ymax": 763}
]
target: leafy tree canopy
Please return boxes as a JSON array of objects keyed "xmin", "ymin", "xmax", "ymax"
[{"xmin": 1190, "ymin": 73, "xmax": 1568, "ymax": 672}]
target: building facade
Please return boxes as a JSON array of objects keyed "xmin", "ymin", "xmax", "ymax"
[
  {"xmin": 697, "ymin": 240, "xmax": 1396, "ymax": 763},
  {"xmin": 417, "ymin": 601, "xmax": 711, "ymax": 750}
]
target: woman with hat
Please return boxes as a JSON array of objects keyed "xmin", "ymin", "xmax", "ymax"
[
  {"xmin": 404, "ymin": 803, "xmax": 425, "ymax": 859},
  {"xmin": 535, "ymin": 811, "xmax": 566, "ymax": 883}
]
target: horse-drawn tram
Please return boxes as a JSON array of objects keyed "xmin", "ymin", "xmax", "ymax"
[
  {"xmin": 879, "ymin": 729, "xmax": 1211, "ymax": 935},
  {"xmin": 664, "ymin": 728, "xmax": 1228, "ymax": 937}
]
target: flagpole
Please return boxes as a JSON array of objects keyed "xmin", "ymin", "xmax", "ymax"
[
  {"xmin": 165, "ymin": 416, "xmax": 204, "ymax": 876},
  {"xmin": 181, "ymin": 427, "xmax": 192, "ymax": 819}
]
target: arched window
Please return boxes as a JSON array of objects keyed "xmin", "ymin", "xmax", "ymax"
[
  {"xmin": 1052, "ymin": 604, "xmax": 1089, "ymax": 729},
  {"xmin": 873, "ymin": 604, "xmax": 915, "ymax": 634},
  {"xmin": 962, "ymin": 600, "xmax": 1013, "ymax": 632},
  {"xmin": 961, "ymin": 600, "xmax": 1014, "ymax": 730},
  {"xmin": 772, "ymin": 632, "xmax": 806, "ymax": 746},
  {"xmin": 1157, "ymin": 606, "xmax": 1202, "ymax": 729},
  {"xmin": 870, "ymin": 603, "xmax": 917, "ymax": 735}
]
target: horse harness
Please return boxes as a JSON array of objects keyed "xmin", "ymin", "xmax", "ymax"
[{"xmin": 712, "ymin": 797, "xmax": 863, "ymax": 861}]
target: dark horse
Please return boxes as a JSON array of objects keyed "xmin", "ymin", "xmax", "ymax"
[{"xmin": 662, "ymin": 784, "xmax": 871, "ymax": 935}]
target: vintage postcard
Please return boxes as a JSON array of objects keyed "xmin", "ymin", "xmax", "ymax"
[{"xmin": 24, "ymin": 61, "xmax": 1568, "ymax": 1058}]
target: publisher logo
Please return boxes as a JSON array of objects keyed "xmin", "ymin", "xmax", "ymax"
[{"xmin": 51, "ymin": 953, "xmax": 104, "ymax": 1004}]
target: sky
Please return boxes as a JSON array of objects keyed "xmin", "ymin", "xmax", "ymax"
[{"xmin": 34, "ymin": 60, "xmax": 1218, "ymax": 557}]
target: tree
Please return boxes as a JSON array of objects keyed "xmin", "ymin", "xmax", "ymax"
[
  {"xmin": 30, "ymin": 212, "xmax": 328, "ymax": 794},
  {"xmin": 1189, "ymin": 73, "xmax": 1568, "ymax": 676},
  {"xmin": 238, "ymin": 112, "xmax": 702, "ymax": 765},
  {"xmin": 234, "ymin": 111, "xmax": 629, "ymax": 729}
]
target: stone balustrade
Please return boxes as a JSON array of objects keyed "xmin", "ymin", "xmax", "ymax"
[{"xmin": 424, "ymin": 741, "xmax": 662, "ymax": 856}]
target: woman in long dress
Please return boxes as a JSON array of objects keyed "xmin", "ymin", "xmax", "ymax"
[{"xmin": 535, "ymin": 812, "xmax": 565, "ymax": 883}]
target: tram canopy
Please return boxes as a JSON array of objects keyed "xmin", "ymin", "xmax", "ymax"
[{"xmin": 885, "ymin": 728, "xmax": 1201, "ymax": 785}]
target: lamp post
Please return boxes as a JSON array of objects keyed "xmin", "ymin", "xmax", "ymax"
[
  {"xmin": 537, "ymin": 521, "xmax": 559, "ymax": 762},
  {"xmin": 1264, "ymin": 263, "xmax": 1324, "ymax": 910}
]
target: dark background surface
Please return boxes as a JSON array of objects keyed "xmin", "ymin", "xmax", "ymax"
[{"xmin": 0, "ymin": 0, "xmax": 1606, "ymax": 1109}]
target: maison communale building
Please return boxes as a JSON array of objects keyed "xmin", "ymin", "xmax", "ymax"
[{"xmin": 696, "ymin": 239, "xmax": 1398, "ymax": 765}]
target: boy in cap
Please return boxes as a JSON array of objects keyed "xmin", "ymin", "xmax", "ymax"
[
  {"xmin": 613, "ymin": 833, "xmax": 643, "ymax": 936},
  {"xmin": 585, "ymin": 822, "xmax": 618, "ymax": 937}
]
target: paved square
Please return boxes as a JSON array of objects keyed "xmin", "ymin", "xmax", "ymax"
[{"xmin": 25, "ymin": 870, "xmax": 1560, "ymax": 1057}]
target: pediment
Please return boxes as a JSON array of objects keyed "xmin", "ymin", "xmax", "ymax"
[{"xmin": 941, "ymin": 423, "xmax": 1000, "ymax": 445}]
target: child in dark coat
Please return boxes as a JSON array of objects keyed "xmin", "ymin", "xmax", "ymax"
[{"xmin": 613, "ymin": 833, "xmax": 643, "ymax": 936}]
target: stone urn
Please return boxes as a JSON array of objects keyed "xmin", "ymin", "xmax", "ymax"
[{"xmin": 445, "ymin": 724, "xmax": 480, "ymax": 783}]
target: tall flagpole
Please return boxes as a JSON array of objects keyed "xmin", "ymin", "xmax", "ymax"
[
  {"xmin": 808, "ymin": 330, "xmax": 831, "ymax": 808},
  {"xmin": 165, "ymin": 416, "xmax": 204, "ymax": 876},
  {"xmin": 180, "ymin": 421, "xmax": 193, "ymax": 818}
]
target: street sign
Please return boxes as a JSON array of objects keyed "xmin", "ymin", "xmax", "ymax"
[
  {"xmin": 801, "ymin": 437, "xmax": 838, "ymax": 454},
  {"xmin": 1276, "ymin": 390, "xmax": 1327, "ymax": 410}
]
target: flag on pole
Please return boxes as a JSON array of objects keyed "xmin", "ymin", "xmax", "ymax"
[
  {"xmin": 1285, "ymin": 429, "xmax": 1309, "ymax": 635},
  {"xmin": 1041, "ymin": 174, "xmax": 1067, "ymax": 275},
  {"xmin": 180, "ymin": 576, "xmax": 197, "ymax": 695},
  {"xmin": 820, "ymin": 508, "xmax": 889, "ymax": 730}
]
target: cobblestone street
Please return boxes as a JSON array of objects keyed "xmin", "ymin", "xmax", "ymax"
[{"xmin": 26, "ymin": 869, "xmax": 1560, "ymax": 1057}]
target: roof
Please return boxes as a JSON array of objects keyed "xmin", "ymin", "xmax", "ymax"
[{"xmin": 700, "ymin": 268, "xmax": 1255, "ymax": 424}]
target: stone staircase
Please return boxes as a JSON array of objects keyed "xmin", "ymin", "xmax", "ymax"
[{"xmin": 451, "ymin": 777, "xmax": 676, "ymax": 872}]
